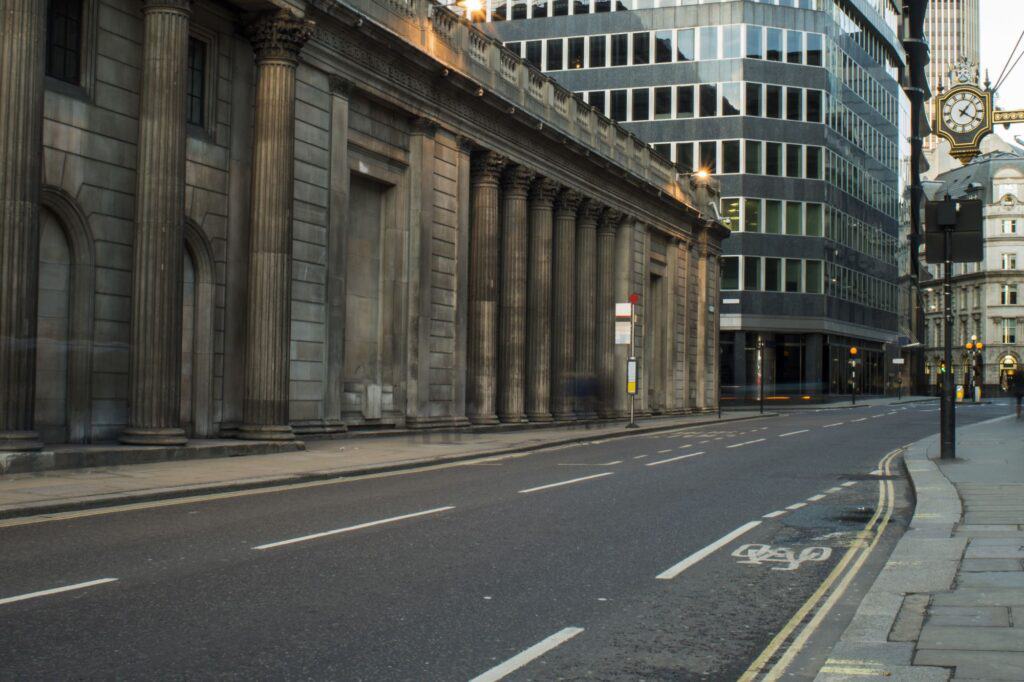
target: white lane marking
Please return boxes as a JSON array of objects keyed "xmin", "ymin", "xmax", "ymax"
[
  {"xmin": 518, "ymin": 472, "xmax": 613, "ymax": 494},
  {"xmin": 807, "ymin": 494, "xmax": 826, "ymax": 502},
  {"xmin": 871, "ymin": 414, "xmax": 884, "ymax": 419},
  {"xmin": 557, "ymin": 460, "xmax": 622, "ymax": 467},
  {"xmin": 762, "ymin": 510, "xmax": 787, "ymax": 519},
  {"xmin": 603, "ymin": 460, "xmax": 623, "ymax": 466},
  {"xmin": 633, "ymin": 455, "xmax": 648, "ymax": 460},
  {"xmin": 780, "ymin": 430, "xmax": 809, "ymax": 438},
  {"xmin": 253, "ymin": 506, "xmax": 455, "ymax": 550},
  {"xmin": 851, "ymin": 418, "xmax": 867, "ymax": 423},
  {"xmin": 469, "ymin": 627, "xmax": 584, "ymax": 682},
  {"xmin": 823, "ymin": 422, "xmax": 844, "ymax": 428},
  {"xmin": 841, "ymin": 481, "xmax": 857, "ymax": 488},
  {"xmin": 657, "ymin": 449, "xmax": 673, "ymax": 454},
  {"xmin": 646, "ymin": 452, "xmax": 705, "ymax": 467},
  {"xmin": 786, "ymin": 502, "xmax": 807, "ymax": 510},
  {"xmin": 826, "ymin": 487, "xmax": 842, "ymax": 493},
  {"xmin": 0, "ymin": 578, "xmax": 119, "ymax": 606},
  {"xmin": 656, "ymin": 521, "xmax": 762, "ymax": 580},
  {"xmin": 677, "ymin": 444, "xmax": 693, "ymax": 450},
  {"xmin": 727, "ymin": 438, "xmax": 766, "ymax": 449},
  {"xmin": 714, "ymin": 437, "xmax": 724, "ymax": 440},
  {"xmin": 699, "ymin": 440, "xmax": 709, "ymax": 444}
]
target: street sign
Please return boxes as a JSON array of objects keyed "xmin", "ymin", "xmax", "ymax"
[
  {"xmin": 615, "ymin": 303, "xmax": 632, "ymax": 319},
  {"xmin": 615, "ymin": 320, "xmax": 632, "ymax": 345},
  {"xmin": 892, "ymin": 358, "xmax": 905, "ymax": 365},
  {"xmin": 722, "ymin": 298, "xmax": 740, "ymax": 304},
  {"xmin": 627, "ymin": 357, "xmax": 638, "ymax": 395},
  {"xmin": 925, "ymin": 198, "xmax": 983, "ymax": 263}
]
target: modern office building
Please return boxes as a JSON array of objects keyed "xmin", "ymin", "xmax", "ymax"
[
  {"xmin": 483, "ymin": 0, "xmax": 903, "ymax": 400},
  {"xmin": 922, "ymin": 0, "xmax": 980, "ymax": 167},
  {"xmin": 921, "ymin": 146, "xmax": 1024, "ymax": 395}
]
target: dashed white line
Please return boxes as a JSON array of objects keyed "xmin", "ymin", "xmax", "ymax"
[
  {"xmin": 633, "ymin": 455, "xmax": 648, "ymax": 460},
  {"xmin": 518, "ymin": 472, "xmax": 614, "ymax": 495},
  {"xmin": 807, "ymin": 494, "xmax": 826, "ymax": 502},
  {"xmin": 826, "ymin": 487, "xmax": 842, "ymax": 493},
  {"xmin": 253, "ymin": 506, "xmax": 456, "ymax": 550},
  {"xmin": 657, "ymin": 449, "xmax": 673, "ymax": 454},
  {"xmin": 727, "ymin": 438, "xmax": 766, "ymax": 449},
  {"xmin": 0, "ymin": 578, "xmax": 119, "ymax": 606},
  {"xmin": 646, "ymin": 451, "xmax": 705, "ymax": 467},
  {"xmin": 841, "ymin": 481, "xmax": 857, "ymax": 487},
  {"xmin": 469, "ymin": 627, "xmax": 585, "ymax": 682},
  {"xmin": 677, "ymin": 444, "xmax": 693, "ymax": 450},
  {"xmin": 823, "ymin": 422, "xmax": 844, "ymax": 428},
  {"xmin": 656, "ymin": 521, "xmax": 762, "ymax": 580},
  {"xmin": 762, "ymin": 510, "xmax": 787, "ymax": 519},
  {"xmin": 851, "ymin": 418, "xmax": 867, "ymax": 423},
  {"xmin": 786, "ymin": 502, "xmax": 808, "ymax": 510},
  {"xmin": 780, "ymin": 430, "xmax": 809, "ymax": 438},
  {"xmin": 871, "ymin": 414, "xmax": 884, "ymax": 419}
]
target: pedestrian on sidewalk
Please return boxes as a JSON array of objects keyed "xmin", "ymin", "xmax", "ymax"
[{"xmin": 1010, "ymin": 370, "xmax": 1024, "ymax": 418}]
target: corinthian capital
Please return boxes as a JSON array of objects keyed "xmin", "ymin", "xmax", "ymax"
[
  {"xmin": 555, "ymin": 188, "xmax": 583, "ymax": 214},
  {"xmin": 529, "ymin": 177, "xmax": 560, "ymax": 205},
  {"xmin": 470, "ymin": 151, "xmax": 508, "ymax": 185},
  {"xmin": 599, "ymin": 208, "xmax": 624, "ymax": 232},
  {"xmin": 142, "ymin": 0, "xmax": 191, "ymax": 14},
  {"xmin": 578, "ymin": 199, "xmax": 604, "ymax": 224},
  {"xmin": 245, "ymin": 10, "xmax": 314, "ymax": 63},
  {"xmin": 501, "ymin": 165, "xmax": 536, "ymax": 194}
]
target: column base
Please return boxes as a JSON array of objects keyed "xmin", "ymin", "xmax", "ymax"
[
  {"xmin": 120, "ymin": 427, "xmax": 187, "ymax": 446},
  {"xmin": 551, "ymin": 412, "xmax": 577, "ymax": 422},
  {"xmin": 236, "ymin": 424, "xmax": 295, "ymax": 441},
  {"xmin": 498, "ymin": 414, "xmax": 528, "ymax": 424},
  {"xmin": 0, "ymin": 430, "xmax": 44, "ymax": 452},
  {"xmin": 468, "ymin": 414, "xmax": 500, "ymax": 426},
  {"xmin": 526, "ymin": 412, "xmax": 553, "ymax": 423},
  {"xmin": 575, "ymin": 411, "xmax": 598, "ymax": 421}
]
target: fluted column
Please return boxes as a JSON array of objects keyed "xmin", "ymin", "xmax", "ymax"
[
  {"xmin": 121, "ymin": 0, "xmax": 192, "ymax": 445},
  {"xmin": 596, "ymin": 210, "xmax": 623, "ymax": 418},
  {"xmin": 525, "ymin": 178, "xmax": 558, "ymax": 422},
  {"xmin": 0, "ymin": 0, "xmax": 46, "ymax": 451},
  {"xmin": 551, "ymin": 190, "xmax": 582, "ymax": 420},
  {"xmin": 467, "ymin": 151, "xmax": 507, "ymax": 425},
  {"xmin": 237, "ymin": 10, "xmax": 312, "ymax": 440},
  {"xmin": 497, "ymin": 165, "xmax": 535, "ymax": 423},
  {"xmin": 574, "ymin": 200, "xmax": 601, "ymax": 419}
]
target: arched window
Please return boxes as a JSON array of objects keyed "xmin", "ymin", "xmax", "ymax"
[{"xmin": 35, "ymin": 210, "xmax": 73, "ymax": 443}]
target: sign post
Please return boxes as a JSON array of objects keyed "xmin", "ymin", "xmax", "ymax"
[
  {"xmin": 622, "ymin": 293, "xmax": 640, "ymax": 429},
  {"xmin": 849, "ymin": 347, "xmax": 858, "ymax": 405}
]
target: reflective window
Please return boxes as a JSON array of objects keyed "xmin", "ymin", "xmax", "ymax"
[
  {"xmin": 765, "ymin": 200, "xmax": 783, "ymax": 234},
  {"xmin": 807, "ymin": 33, "xmax": 823, "ymax": 66},
  {"xmin": 654, "ymin": 86, "xmax": 672, "ymax": 119},
  {"xmin": 654, "ymin": 30, "xmax": 673, "ymax": 63},
  {"xmin": 745, "ymin": 83, "xmax": 762, "ymax": 116},
  {"xmin": 610, "ymin": 89, "xmax": 627, "ymax": 121},
  {"xmin": 786, "ymin": 87, "xmax": 802, "ymax": 120},
  {"xmin": 746, "ymin": 25, "xmax": 763, "ymax": 59},
  {"xmin": 546, "ymin": 38, "xmax": 563, "ymax": 70},
  {"xmin": 723, "ymin": 140, "xmax": 741, "ymax": 173},
  {"xmin": 699, "ymin": 26, "xmax": 718, "ymax": 60},
  {"xmin": 805, "ymin": 146, "xmax": 822, "ymax": 179},
  {"xmin": 786, "ymin": 30, "xmax": 803, "ymax": 64},
  {"xmin": 786, "ymin": 144, "xmax": 802, "ymax": 178},
  {"xmin": 676, "ymin": 142, "xmax": 694, "ymax": 172},
  {"xmin": 568, "ymin": 37, "xmax": 584, "ymax": 69},
  {"xmin": 806, "ymin": 89, "xmax": 822, "ymax": 122},
  {"xmin": 744, "ymin": 198, "xmax": 761, "ymax": 231},
  {"xmin": 589, "ymin": 36, "xmax": 607, "ymax": 67},
  {"xmin": 525, "ymin": 40, "xmax": 542, "ymax": 68},
  {"xmin": 631, "ymin": 89, "xmax": 649, "ymax": 121},
  {"xmin": 721, "ymin": 82, "xmax": 741, "ymax": 116},
  {"xmin": 766, "ymin": 85, "xmax": 782, "ymax": 118},
  {"xmin": 745, "ymin": 141, "xmax": 761, "ymax": 174},
  {"xmin": 722, "ymin": 25, "xmax": 741, "ymax": 59},
  {"xmin": 699, "ymin": 84, "xmax": 718, "ymax": 117},
  {"xmin": 765, "ymin": 143, "xmax": 782, "ymax": 176},
  {"xmin": 587, "ymin": 90, "xmax": 606, "ymax": 115},
  {"xmin": 611, "ymin": 34, "xmax": 629, "ymax": 66},
  {"xmin": 676, "ymin": 28, "xmax": 694, "ymax": 62},
  {"xmin": 676, "ymin": 85, "xmax": 694, "ymax": 118},
  {"xmin": 632, "ymin": 32, "xmax": 650, "ymax": 65},
  {"xmin": 699, "ymin": 141, "xmax": 717, "ymax": 173},
  {"xmin": 532, "ymin": 0, "xmax": 548, "ymax": 17},
  {"xmin": 766, "ymin": 28, "xmax": 783, "ymax": 61}
]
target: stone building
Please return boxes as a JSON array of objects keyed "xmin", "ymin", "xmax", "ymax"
[
  {"xmin": 0, "ymin": 0, "xmax": 726, "ymax": 453},
  {"xmin": 921, "ymin": 147, "xmax": 1024, "ymax": 394}
]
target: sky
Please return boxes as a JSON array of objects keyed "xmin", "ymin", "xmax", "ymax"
[{"xmin": 979, "ymin": 0, "xmax": 1024, "ymax": 145}]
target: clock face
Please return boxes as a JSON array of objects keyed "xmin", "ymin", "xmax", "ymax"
[{"xmin": 942, "ymin": 91, "xmax": 986, "ymax": 134}]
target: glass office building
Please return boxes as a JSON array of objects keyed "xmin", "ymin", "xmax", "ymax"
[{"xmin": 483, "ymin": 0, "xmax": 904, "ymax": 401}]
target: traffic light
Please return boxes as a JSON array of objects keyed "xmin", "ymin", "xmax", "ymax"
[{"xmin": 939, "ymin": 360, "xmax": 947, "ymax": 374}]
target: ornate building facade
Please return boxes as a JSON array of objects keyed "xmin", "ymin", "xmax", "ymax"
[{"xmin": 0, "ymin": 0, "xmax": 725, "ymax": 455}]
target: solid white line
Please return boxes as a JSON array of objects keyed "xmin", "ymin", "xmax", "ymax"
[
  {"xmin": 646, "ymin": 452, "xmax": 704, "ymax": 467},
  {"xmin": 841, "ymin": 481, "xmax": 857, "ymax": 488},
  {"xmin": 763, "ymin": 510, "xmax": 787, "ymax": 519},
  {"xmin": 727, "ymin": 438, "xmax": 766, "ymax": 449},
  {"xmin": 469, "ymin": 627, "xmax": 584, "ymax": 682},
  {"xmin": 0, "ymin": 578, "xmax": 118, "ymax": 606},
  {"xmin": 851, "ymin": 418, "xmax": 867, "ymax": 423},
  {"xmin": 656, "ymin": 520, "xmax": 762, "ymax": 580},
  {"xmin": 786, "ymin": 502, "xmax": 807, "ymax": 510},
  {"xmin": 823, "ymin": 422, "xmax": 844, "ymax": 428},
  {"xmin": 807, "ymin": 494, "xmax": 826, "ymax": 502},
  {"xmin": 253, "ymin": 506, "xmax": 455, "ymax": 550},
  {"xmin": 518, "ymin": 472, "xmax": 613, "ymax": 494},
  {"xmin": 780, "ymin": 430, "xmax": 809, "ymax": 438}
]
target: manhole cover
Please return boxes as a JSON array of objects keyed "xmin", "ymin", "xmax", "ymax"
[{"xmin": 836, "ymin": 506, "xmax": 876, "ymax": 522}]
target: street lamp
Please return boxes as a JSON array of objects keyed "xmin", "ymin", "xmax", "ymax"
[{"xmin": 964, "ymin": 334, "xmax": 984, "ymax": 402}]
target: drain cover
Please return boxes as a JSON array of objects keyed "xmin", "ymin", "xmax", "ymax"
[{"xmin": 836, "ymin": 506, "xmax": 876, "ymax": 522}]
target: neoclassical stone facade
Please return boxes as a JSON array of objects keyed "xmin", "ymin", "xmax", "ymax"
[{"xmin": 0, "ymin": 0, "xmax": 726, "ymax": 452}]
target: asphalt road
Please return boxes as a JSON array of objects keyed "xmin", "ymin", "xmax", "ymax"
[{"xmin": 0, "ymin": 400, "xmax": 1009, "ymax": 680}]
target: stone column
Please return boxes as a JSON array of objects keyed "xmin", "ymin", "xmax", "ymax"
[
  {"xmin": 497, "ymin": 164, "xmax": 535, "ymax": 423},
  {"xmin": 525, "ymin": 178, "xmax": 558, "ymax": 422},
  {"xmin": 237, "ymin": 10, "xmax": 313, "ymax": 441},
  {"xmin": 121, "ymin": 0, "xmax": 192, "ymax": 445},
  {"xmin": 466, "ymin": 151, "xmax": 507, "ymax": 425},
  {"xmin": 574, "ymin": 200, "xmax": 602, "ymax": 419},
  {"xmin": 695, "ymin": 239, "xmax": 710, "ymax": 410},
  {"xmin": 596, "ymin": 209, "xmax": 622, "ymax": 418},
  {"xmin": 551, "ymin": 189, "xmax": 582, "ymax": 420},
  {"xmin": 613, "ymin": 218, "xmax": 634, "ymax": 417},
  {"xmin": 0, "ymin": 0, "xmax": 46, "ymax": 451}
]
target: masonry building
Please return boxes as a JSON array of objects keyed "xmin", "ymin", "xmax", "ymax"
[{"xmin": 0, "ymin": 0, "xmax": 726, "ymax": 454}]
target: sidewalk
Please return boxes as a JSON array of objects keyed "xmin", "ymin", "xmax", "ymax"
[
  {"xmin": 817, "ymin": 408, "xmax": 1024, "ymax": 681},
  {"xmin": 0, "ymin": 410, "xmax": 768, "ymax": 519}
]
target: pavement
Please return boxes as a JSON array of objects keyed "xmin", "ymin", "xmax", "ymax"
[{"xmin": 816, "ymin": 404, "xmax": 1024, "ymax": 681}]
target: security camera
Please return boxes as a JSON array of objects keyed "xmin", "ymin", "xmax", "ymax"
[{"xmin": 707, "ymin": 201, "xmax": 731, "ymax": 227}]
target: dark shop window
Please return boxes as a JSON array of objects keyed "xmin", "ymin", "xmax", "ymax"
[{"xmin": 46, "ymin": 0, "xmax": 83, "ymax": 85}]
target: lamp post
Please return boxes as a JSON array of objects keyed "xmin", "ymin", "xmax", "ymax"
[{"xmin": 849, "ymin": 346, "xmax": 859, "ymax": 405}]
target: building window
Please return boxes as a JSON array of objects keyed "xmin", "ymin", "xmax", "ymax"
[
  {"xmin": 572, "ymin": 0, "xmax": 589, "ymax": 15},
  {"xmin": 744, "ymin": 257, "xmax": 761, "ymax": 291},
  {"xmin": 744, "ymin": 198, "xmax": 761, "ymax": 232},
  {"xmin": 699, "ymin": 84, "xmax": 718, "ymax": 117},
  {"xmin": 806, "ymin": 203, "xmax": 823, "ymax": 236},
  {"xmin": 785, "ymin": 202, "xmax": 803, "ymax": 235},
  {"xmin": 653, "ymin": 86, "xmax": 672, "ymax": 119},
  {"xmin": 545, "ymin": 38, "xmax": 563, "ymax": 70},
  {"xmin": 721, "ymin": 82, "xmax": 741, "ymax": 116},
  {"xmin": 1002, "ymin": 253, "xmax": 1018, "ymax": 270},
  {"xmin": 631, "ymin": 88, "xmax": 649, "ymax": 121},
  {"xmin": 610, "ymin": 89, "xmax": 627, "ymax": 121},
  {"xmin": 805, "ymin": 260, "xmax": 823, "ymax": 293},
  {"xmin": 46, "ymin": 0, "xmax": 83, "ymax": 85},
  {"xmin": 764, "ymin": 258, "xmax": 781, "ymax": 291},
  {"xmin": 588, "ymin": 36, "xmax": 606, "ymax": 67},
  {"xmin": 532, "ymin": 0, "xmax": 548, "ymax": 18},
  {"xmin": 765, "ymin": 200, "xmax": 783, "ymax": 234},
  {"xmin": 786, "ymin": 30, "xmax": 803, "ymax": 64},
  {"xmin": 806, "ymin": 33, "xmax": 823, "ymax": 66},
  {"xmin": 806, "ymin": 89, "xmax": 822, "ymax": 122},
  {"xmin": 785, "ymin": 144, "xmax": 802, "ymax": 178},
  {"xmin": 552, "ymin": 0, "xmax": 568, "ymax": 15},
  {"xmin": 722, "ymin": 25, "xmax": 741, "ymax": 59},
  {"xmin": 786, "ymin": 88, "xmax": 803, "ymax": 120},
  {"xmin": 722, "ymin": 140, "xmax": 741, "ymax": 173},
  {"xmin": 587, "ymin": 90, "xmax": 605, "ymax": 115},
  {"xmin": 677, "ymin": 28, "xmax": 694, "ymax": 62},
  {"xmin": 1003, "ymin": 319, "xmax": 1017, "ymax": 344},
  {"xmin": 806, "ymin": 146, "xmax": 822, "ymax": 179},
  {"xmin": 1002, "ymin": 284, "xmax": 1019, "ymax": 305},
  {"xmin": 525, "ymin": 40, "xmax": 542, "ymax": 68},
  {"xmin": 654, "ymin": 30, "xmax": 672, "ymax": 63},
  {"xmin": 722, "ymin": 257, "xmax": 740, "ymax": 289},
  {"xmin": 611, "ymin": 34, "xmax": 628, "ymax": 66},
  {"xmin": 745, "ymin": 140, "xmax": 761, "ymax": 174},
  {"xmin": 766, "ymin": 28, "xmax": 783, "ymax": 61},
  {"xmin": 676, "ymin": 142, "xmax": 694, "ymax": 172},
  {"xmin": 568, "ymin": 37, "xmax": 584, "ymax": 68},
  {"xmin": 676, "ymin": 85, "xmax": 694, "ymax": 118},
  {"xmin": 699, "ymin": 26, "xmax": 718, "ymax": 60},
  {"xmin": 785, "ymin": 259, "xmax": 802, "ymax": 292},
  {"xmin": 699, "ymin": 141, "xmax": 717, "ymax": 173},
  {"xmin": 1003, "ymin": 219, "xmax": 1018, "ymax": 234},
  {"xmin": 765, "ymin": 143, "xmax": 782, "ymax": 176},
  {"xmin": 766, "ymin": 85, "xmax": 782, "ymax": 119},
  {"xmin": 186, "ymin": 37, "xmax": 207, "ymax": 127},
  {"xmin": 746, "ymin": 25, "xmax": 763, "ymax": 59},
  {"xmin": 632, "ymin": 32, "xmax": 650, "ymax": 65},
  {"xmin": 745, "ymin": 83, "xmax": 762, "ymax": 117}
]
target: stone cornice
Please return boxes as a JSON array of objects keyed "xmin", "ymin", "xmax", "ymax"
[{"xmin": 245, "ymin": 9, "xmax": 314, "ymax": 64}]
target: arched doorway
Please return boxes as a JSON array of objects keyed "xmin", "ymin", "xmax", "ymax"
[
  {"xmin": 35, "ymin": 209, "xmax": 72, "ymax": 443},
  {"xmin": 181, "ymin": 223, "xmax": 215, "ymax": 438},
  {"xmin": 999, "ymin": 355, "xmax": 1019, "ymax": 392}
]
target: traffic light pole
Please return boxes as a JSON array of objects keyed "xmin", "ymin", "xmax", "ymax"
[{"xmin": 940, "ymin": 226, "xmax": 956, "ymax": 459}]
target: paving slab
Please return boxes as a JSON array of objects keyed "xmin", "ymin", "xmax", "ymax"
[
  {"xmin": 914, "ymin": 650, "xmax": 1024, "ymax": 680},
  {"xmin": 930, "ymin": 588, "xmax": 1024, "ymax": 607},
  {"xmin": 956, "ymin": 571, "xmax": 1024, "ymax": 589},
  {"xmin": 917, "ymin": 625, "xmax": 1024, "ymax": 652},
  {"xmin": 960, "ymin": 559, "xmax": 1024, "ymax": 572},
  {"xmin": 926, "ymin": 606, "xmax": 1011, "ymax": 628}
]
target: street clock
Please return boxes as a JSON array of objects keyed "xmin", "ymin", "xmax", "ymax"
[{"xmin": 934, "ymin": 83, "xmax": 993, "ymax": 164}]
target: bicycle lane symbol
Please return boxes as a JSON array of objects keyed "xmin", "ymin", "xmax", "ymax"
[{"xmin": 731, "ymin": 543, "xmax": 833, "ymax": 571}]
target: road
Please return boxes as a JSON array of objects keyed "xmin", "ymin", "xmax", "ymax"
[{"xmin": 0, "ymin": 400, "xmax": 1008, "ymax": 680}]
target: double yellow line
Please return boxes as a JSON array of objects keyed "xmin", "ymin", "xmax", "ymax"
[{"xmin": 738, "ymin": 447, "xmax": 902, "ymax": 681}]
